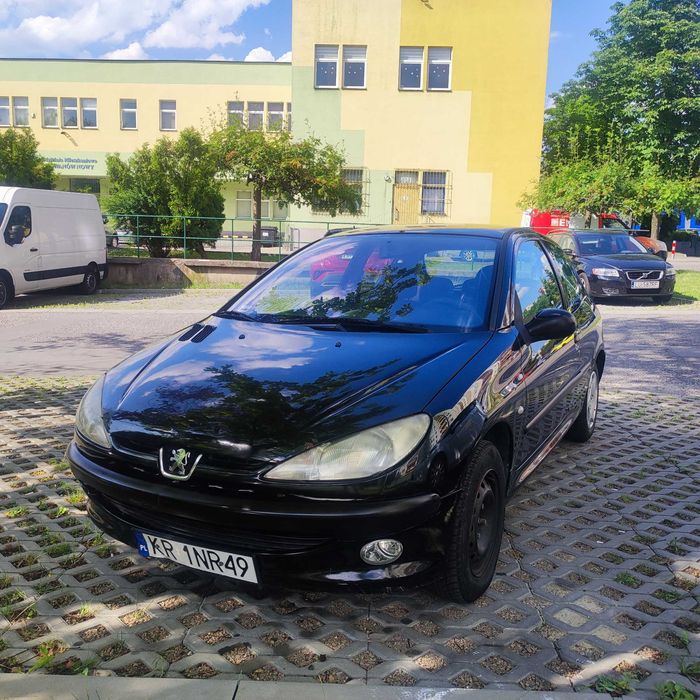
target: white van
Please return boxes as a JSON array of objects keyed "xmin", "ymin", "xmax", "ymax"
[{"xmin": 0, "ymin": 187, "xmax": 107, "ymax": 309}]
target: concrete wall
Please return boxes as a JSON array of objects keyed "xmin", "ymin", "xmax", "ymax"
[{"xmin": 107, "ymin": 257, "xmax": 273, "ymax": 288}]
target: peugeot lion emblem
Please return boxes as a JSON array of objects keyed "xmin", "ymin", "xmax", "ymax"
[{"xmin": 159, "ymin": 447, "xmax": 203, "ymax": 481}]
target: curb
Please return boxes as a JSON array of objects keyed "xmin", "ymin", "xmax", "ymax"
[{"xmin": 0, "ymin": 676, "xmax": 609, "ymax": 699}]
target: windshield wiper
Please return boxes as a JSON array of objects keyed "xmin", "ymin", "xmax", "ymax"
[
  {"xmin": 216, "ymin": 310, "xmax": 259, "ymax": 322},
  {"xmin": 254, "ymin": 315, "xmax": 428, "ymax": 333}
]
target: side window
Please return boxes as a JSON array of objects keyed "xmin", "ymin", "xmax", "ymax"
[
  {"xmin": 543, "ymin": 240, "xmax": 581, "ymax": 309},
  {"xmin": 4, "ymin": 205, "xmax": 32, "ymax": 245},
  {"xmin": 514, "ymin": 240, "xmax": 563, "ymax": 324}
]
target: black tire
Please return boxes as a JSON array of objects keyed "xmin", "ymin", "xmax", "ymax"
[
  {"xmin": 578, "ymin": 272, "xmax": 591, "ymax": 297},
  {"xmin": 438, "ymin": 440, "xmax": 506, "ymax": 603},
  {"xmin": 78, "ymin": 264, "xmax": 100, "ymax": 295},
  {"xmin": 566, "ymin": 367, "xmax": 599, "ymax": 443},
  {"xmin": 657, "ymin": 294, "xmax": 673, "ymax": 303},
  {"xmin": 0, "ymin": 274, "xmax": 14, "ymax": 310}
]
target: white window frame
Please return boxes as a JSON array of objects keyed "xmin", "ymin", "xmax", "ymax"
[
  {"xmin": 236, "ymin": 189, "xmax": 271, "ymax": 219},
  {"xmin": 41, "ymin": 97, "xmax": 58, "ymax": 128},
  {"xmin": 61, "ymin": 97, "xmax": 78, "ymax": 128},
  {"xmin": 247, "ymin": 101, "xmax": 264, "ymax": 131},
  {"xmin": 399, "ymin": 47, "xmax": 423, "ymax": 91},
  {"xmin": 80, "ymin": 97, "xmax": 98, "ymax": 129},
  {"xmin": 342, "ymin": 45, "xmax": 367, "ymax": 89},
  {"xmin": 227, "ymin": 100, "xmax": 244, "ymax": 126},
  {"xmin": 314, "ymin": 44, "xmax": 339, "ymax": 89},
  {"xmin": 120, "ymin": 99, "xmax": 137, "ymax": 130},
  {"xmin": 427, "ymin": 47, "xmax": 452, "ymax": 91},
  {"xmin": 0, "ymin": 97, "xmax": 9, "ymax": 127},
  {"xmin": 159, "ymin": 99, "xmax": 177, "ymax": 131},
  {"xmin": 286, "ymin": 102, "xmax": 292, "ymax": 131},
  {"xmin": 12, "ymin": 96, "xmax": 29, "ymax": 127},
  {"xmin": 267, "ymin": 101, "xmax": 284, "ymax": 130}
]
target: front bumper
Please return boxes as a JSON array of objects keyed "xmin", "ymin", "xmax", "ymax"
[
  {"xmin": 588, "ymin": 274, "xmax": 675, "ymax": 298},
  {"xmin": 67, "ymin": 441, "xmax": 450, "ymax": 590}
]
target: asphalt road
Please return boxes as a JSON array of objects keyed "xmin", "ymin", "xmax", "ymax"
[{"xmin": 1, "ymin": 289, "xmax": 699, "ymax": 398}]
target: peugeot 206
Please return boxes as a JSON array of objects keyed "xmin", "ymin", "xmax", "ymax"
[{"xmin": 68, "ymin": 227, "xmax": 604, "ymax": 602}]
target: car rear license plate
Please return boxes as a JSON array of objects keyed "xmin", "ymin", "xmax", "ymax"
[
  {"xmin": 135, "ymin": 532, "xmax": 257, "ymax": 583},
  {"xmin": 631, "ymin": 280, "xmax": 660, "ymax": 289}
]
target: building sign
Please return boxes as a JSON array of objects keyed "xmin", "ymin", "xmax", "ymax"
[
  {"xmin": 40, "ymin": 151, "xmax": 125, "ymax": 178},
  {"xmin": 45, "ymin": 156, "xmax": 99, "ymax": 172}
]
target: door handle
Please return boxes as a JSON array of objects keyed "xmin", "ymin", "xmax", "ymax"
[{"xmin": 30, "ymin": 247, "xmax": 38, "ymax": 252}]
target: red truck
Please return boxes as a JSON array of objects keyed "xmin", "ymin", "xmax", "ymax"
[{"xmin": 522, "ymin": 210, "xmax": 668, "ymax": 260}]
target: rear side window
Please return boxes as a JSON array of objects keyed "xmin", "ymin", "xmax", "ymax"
[
  {"xmin": 542, "ymin": 240, "xmax": 580, "ymax": 309},
  {"xmin": 514, "ymin": 240, "xmax": 563, "ymax": 323},
  {"xmin": 4, "ymin": 205, "xmax": 32, "ymax": 244}
]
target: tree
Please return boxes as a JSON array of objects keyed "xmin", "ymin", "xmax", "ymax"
[
  {"xmin": 105, "ymin": 128, "xmax": 224, "ymax": 258},
  {"xmin": 211, "ymin": 123, "xmax": 361, "ymax": 261},
  {"xmin": 533, "ymin": 0, "xmax": 700, "ymax": 237},
  {"xmin": 0, "ymin": 128, "xmax": 55, "ymax": 189}
]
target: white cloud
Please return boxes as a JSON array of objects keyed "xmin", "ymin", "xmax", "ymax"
[
  {"xmin": 144, "ymin": 0, "xmax": 269, "ymax": 49},
  {"xmin": 244, "ymin": 46, "xmax": 275, "ymax": 62},
  {"xmin": 276, "ymin": 50, "xmax": 291, "ymax": 63},
  {"xmin": 263, "ymin": 27, "xmax": 271, "ymax": 36},
  {"xmin": 102, "ymin": 41, "xmax": 149, "ymax": 60},
  {"xmin": 549, "ymin": 30, "xmax": 570, "ymax": 42},
  {"xmin": 545, "ymin": 96, "xmax": 556, "ymax": 110},
  {"xmin": 206, "ymin": 53, "xmax": 228, "ymax": 61}
]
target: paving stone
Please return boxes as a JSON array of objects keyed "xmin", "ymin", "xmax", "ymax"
[{"xmin": 1, "ymin": 377, "xmax": 698, "ymax": 688}]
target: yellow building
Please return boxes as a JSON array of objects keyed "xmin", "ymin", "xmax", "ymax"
[{"xmin": 0, "ymin": 0, "xmax": 551, "ymax": 235}]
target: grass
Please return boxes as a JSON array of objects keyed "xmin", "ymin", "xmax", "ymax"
[
  {"xmin": 656, "ymin": 681, "xmax": 695, "ymax": 700},
  {"xmin": 108, "ymin": 245, "xmax": 282, "ymax": 263},
  {"xmin": 670, "ymin": 270, "xmax": 700, "ymax": 303},
  {"xmin": 102, "ymin": 278, "xmax": 244, "ymax": 291},
  {"xmin": 593, "ymin": 673, "xmax": 636, "ymax": 696},
  {"xmin": 678, "ymin": 659, "xmax": 700, "ymax": 683}
]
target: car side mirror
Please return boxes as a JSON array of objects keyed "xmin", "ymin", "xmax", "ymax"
[
  {"xmin": 525, "ymin": 308, "xmax": 576, "ymax": 342},
  {"xmin": 5, "ymin": 225, "xmax": 24, "ymax": 245}
]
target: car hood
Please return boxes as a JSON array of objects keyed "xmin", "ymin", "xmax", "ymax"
[
  {"xmin": 580, "ymin": 253, "xmax": 668, "ymax": 270},
  {"xmin": 103, "ymin": 315, "xmax": 491, "ymax": 460}
]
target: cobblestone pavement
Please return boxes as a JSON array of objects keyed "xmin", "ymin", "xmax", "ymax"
[{"xmin": 0, "ymin": 377, "xmax": 698, "ymax": 698}]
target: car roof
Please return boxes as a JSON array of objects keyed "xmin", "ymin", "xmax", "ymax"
[
  {"xmin": 324, "ymin": 225, "xmax": 526, "ymax": 240},
  {"xmin": 566, "ymin": 229, "xmax": 632, "ymax": 235}
]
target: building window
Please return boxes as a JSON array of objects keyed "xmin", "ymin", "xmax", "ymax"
[
  {"xmin": 286, "ymin": 102, "xmax": 292, "ymax": 131},
  {"xmin": 342, "ymin": 168, "xmax": 368, "ymax": 212},
  {"xmin": 12, "ymin": 97, "xmax": 29, "ymax": 127},
  {"xmin": 69, "ymin": 178, "xmax": 100, "ymax": 195},
  {"xmin": 267, "ymin": 102, "xmax": 284, "ymax": 130},
  {"xmin": 421, "ymin": 171, "xmax": 448, "ymax": 214},
  {"xmin": 0, "ymin": 97, "xmax": 9, "ymax": 127},
  {"xmin": 399, "ymin": 47, "xmax": 423, "ymax": 90},
  {"xmin": 61, "ymin": 97, "xmax": 78, "ymax": 128},
  {"xmin": 236, "ymin": 190, "xmax": 271, "ymax": 219},
  {"xmin": 41, "ymin": 97, "xmax": 58, "ymax": 128},
  {"xmin": 120, "ymin": 99, "xmax": 137, "ymax": 129},
  {"xmin": 427, "ymin": 47, "xmax": 452, "ymax": 91},
  {"xmin": 315, "ymin": 45, "xmax": 339, "ymax": 88},
  {"xmin": 247, "ymin": 101, "xmax": 264, "ymax": 130},
  {"xmin": 227, "ymin": 100, "xmax": 244, "ymax": 126},
  {"xmin": 159, "ymin": 100, "xmax": 176, "ymax": 131},
  {"xmin": 343, "ymin": 46, "xmax": 367, "ymax": 89},
  {"xmin": 80, "ymin": 98, "xmax": 97, "ymax": 128}
]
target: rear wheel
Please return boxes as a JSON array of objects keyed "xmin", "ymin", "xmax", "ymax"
[
  {"xmin": 78, "ymin": 264, "xmax": 100, "ymax": 295},
  {"xmin": 566, "ymin": 368, "xmax": 599, "ymax": 443},
  {"xmin": 0, "ymin": 274, "xmax": 14, "ymax": 310},
  {"xmin": 438, "ymin": 440, "xmax": 506, "ymax": 603}
]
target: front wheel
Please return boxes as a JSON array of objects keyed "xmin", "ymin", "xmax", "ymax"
[
  {"xmin": 0, "ymin": 275, "xmax": 13, "ymax": 310},
  {"xmin": 438, "ymin": 440, "xmax": 506, "ymax": 603},
  {"xmin": 78, "ymin": 265, "xmax": 99, "ymax": 295},
  {"xmin": 566, "ymin": 368, "xmax": 599, "ymax": 443},
  {"xmin": 578, "ymin": 272, "xmax": 591, "ymax": 297}
]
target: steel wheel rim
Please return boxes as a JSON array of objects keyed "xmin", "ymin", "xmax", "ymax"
[
  {"xmin": 468, "ymin": 470, "xmax": 499, "ymax": 577},
  {"xmin": 86, "ymin": 273, "xmax": 97, "ymax": 292},
  {"xmin": 586, "ymin": 370, "xmax": 599, "ymax": 429}
]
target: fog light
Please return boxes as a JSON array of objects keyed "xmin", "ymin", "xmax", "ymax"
[{"xmin": 360, "ymin": 539, "xmax": 403, "ymax": 565}]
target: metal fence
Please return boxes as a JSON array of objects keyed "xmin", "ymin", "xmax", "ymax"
[{"xmin": 105, "ymin": 214, "xmax": 383, "ymax": 261}]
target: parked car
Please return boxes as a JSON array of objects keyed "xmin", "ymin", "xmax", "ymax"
[
  {"xmin": 68, "ymin": 226, "xmax": 604, "ymax": 602},
  {"xmin": 548, "ymin": 230, "xmax": 675, "ymax": 302},
  {"xmin": 0, "ymin": 187, "xmax": 106, "ymax": 309},
  {"xmin": 523, "ymin": 209, "xmax": 668, "ymax": 259}
]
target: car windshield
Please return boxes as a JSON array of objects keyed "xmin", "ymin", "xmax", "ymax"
[
  {"xmin": 574, "ymin": 233, "xmax": 647, "ymax": 256},
  {"xmin": 222, "ymin": 233, "xmax": 499, "ymax": 332}
]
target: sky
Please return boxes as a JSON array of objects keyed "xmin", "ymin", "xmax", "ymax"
[{"xmin": 0, "ymin": 0, "xmax": 616, "ymax": 94}]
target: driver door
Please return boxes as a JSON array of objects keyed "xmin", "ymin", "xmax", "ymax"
[{"xmin": 3, "ymin": 204, "xmax": 42, "ymax": 293}]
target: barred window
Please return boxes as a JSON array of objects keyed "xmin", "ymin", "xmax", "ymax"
[{"xmin": 421, "ymin": 171, "xmax": 447, "ymax": 215}]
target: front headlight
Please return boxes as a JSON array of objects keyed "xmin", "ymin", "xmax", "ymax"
[
  {"xmin": 75, "ymin": 375, "xmax": 111, "ymax": 449},
  {"xmin": 591, "ymin": 267, "xmax": 620, "ymax": 278},
  {"xmin": 664, "ymin": 268, "xmax": 676, "ymax": 278},
  {"xmin": 264, "ymin": 414, "xmax": 431, "ymax": 481}
]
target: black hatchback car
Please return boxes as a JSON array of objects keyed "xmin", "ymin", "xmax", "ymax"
[
  {"xmin": 548, "ymin": 230, "xmax": 676, "ymax": 302},
  {"xmin": 68, "ymin": 227, "xmax": 604, "ymax": 602}
]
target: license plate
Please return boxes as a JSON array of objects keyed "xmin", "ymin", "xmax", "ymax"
[
  {"xmin": 631, "ymin": 280, "xmax": 660, "ymax": 289},
  {"xmin": 135, "ymin": 532, "xmax": 257, "ymax": 583}
]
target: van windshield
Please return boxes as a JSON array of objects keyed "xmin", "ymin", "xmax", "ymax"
[{"xmin": 0, "ymin": 203, "xmax": 7, "ymax": 230}]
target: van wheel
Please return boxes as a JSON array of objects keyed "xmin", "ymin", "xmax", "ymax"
[
  {"xmin": 0, "ymin": 274, "xmax": 14, "ymax": 309},
  {"xmin": 78, "ymin": 265, "xmax": 100, "ymax": 295},
  {"xmin": 437, "ymin": 440, "xmax": 505, "ymax": 603}
]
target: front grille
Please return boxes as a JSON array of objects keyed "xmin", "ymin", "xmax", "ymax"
[
  {"xmin": 626, "ymin": 270, "xmax": 663, "ymax": 280},
  {"xmin": 91, "ymin": 493, "xmax": 331, "ymax": 554}
]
